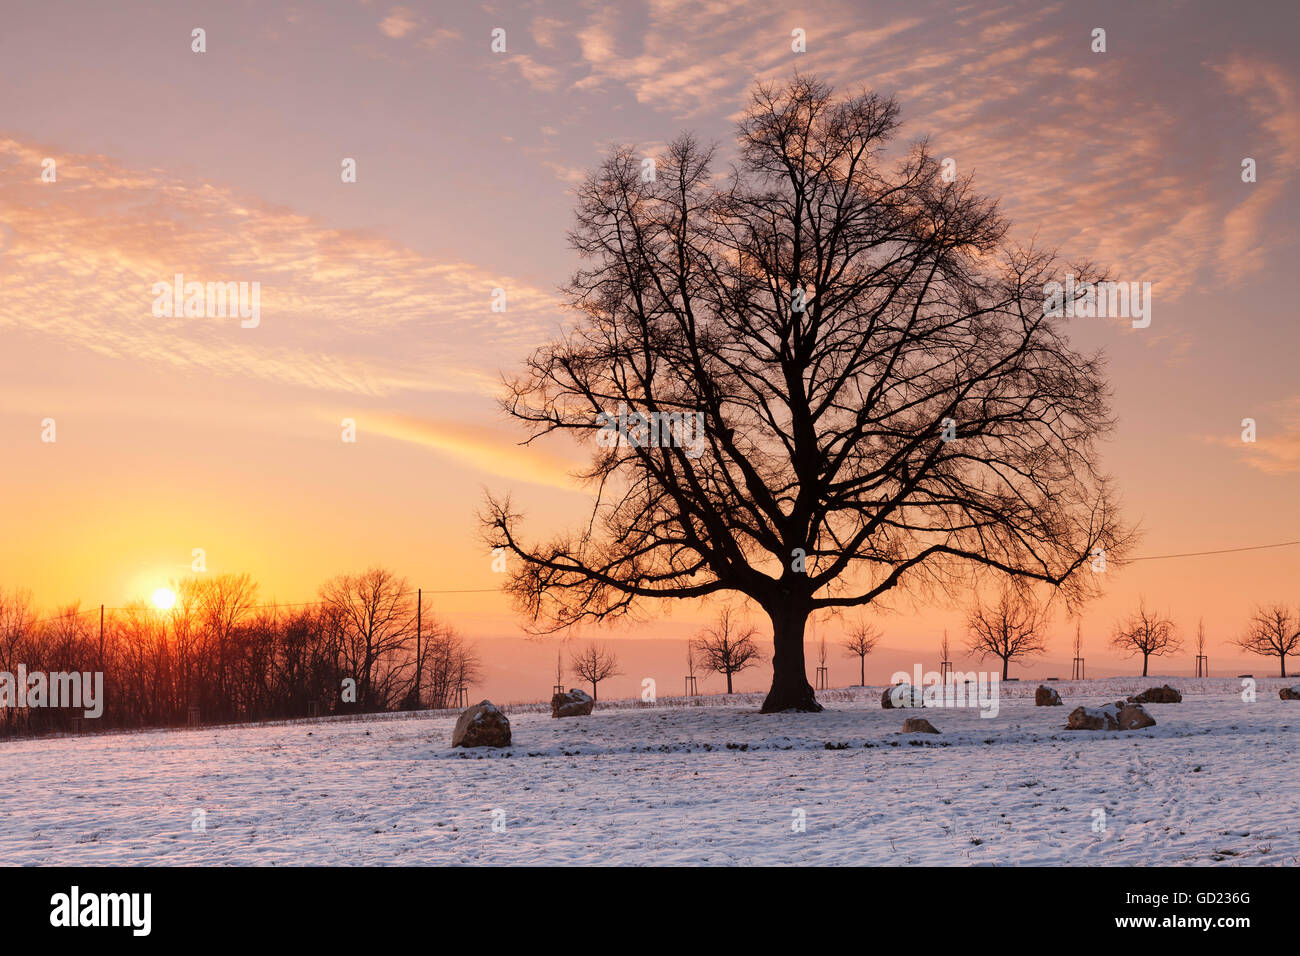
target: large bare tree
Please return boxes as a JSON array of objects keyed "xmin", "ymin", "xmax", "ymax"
[
  {"xmin": 484, "ymin": 74, "xmax": 1130, "ymax": 712},
  {"xmin": 1233, "ymin": 604, "xmax": 1299, "ymax": 678},
  {"xmin": 1110, "ymin": 599, "xmax": 1180, "ymax": 678},
  {"xmin": 693, "ymin": 607, "xmax": 765, "ymax": 693},
  {"xmin": 965, "ymin": 588, "xmax": 1048, "ymax": 680}
]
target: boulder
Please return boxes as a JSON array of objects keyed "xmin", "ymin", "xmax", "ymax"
[
  {"xmin": 551, "ymin": 687, "xmax": 595, "ymax": 718},
  {"xmin": 1066, "ymin": 703, "xmax": 1115, "ymax": 730},
  {"xmin": 902, "ymin": 717, "xmax": 940, "ymax": 734},
  {"xmin": 1127, "ymin": 685, "xmax": 1182, "ymax": 704},
  {"xmin": 1279, "ymin": 686, "xmax": 1300, "ymax": 701},
  {"xmin": 451, "ymin": 700, "xmax": 511, "ymax": 748},
  {"xmin": 1035, "ymin": 684, "xmax": 1063, "ymax": 706},
  {"xmin": 1117, "ymin": 703, "xmax": 1157, "ymax": 730},
  {"xmin": 881, "ymin": 682, "xmax": 924, "ymax": 709},
  {"xmin": 1066, "ymin": 700, "xmax": 1156, "ymax": 731}
]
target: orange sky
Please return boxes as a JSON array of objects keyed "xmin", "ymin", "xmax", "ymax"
[{"xmin": 1, "ymin": 0, "xmax": 1297, "ymax": 698}]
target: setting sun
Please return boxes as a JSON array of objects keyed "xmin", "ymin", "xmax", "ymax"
[{"xmin": 151, "ymin": 587, "xmax": 176, "ymax": 610}]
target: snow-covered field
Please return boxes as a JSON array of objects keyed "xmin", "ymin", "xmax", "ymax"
[{"xmin": 1, "ymin": 677, "xmax": 1296, "ymax": 865}]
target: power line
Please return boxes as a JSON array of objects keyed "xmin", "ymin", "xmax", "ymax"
[
  {"xmin": 12, "ymin": 538, "xmax": 1300, "ymax": 626},
  {"xmin": 1127, "ymin": 539, "xmax": 1300, "ymax": 563}
]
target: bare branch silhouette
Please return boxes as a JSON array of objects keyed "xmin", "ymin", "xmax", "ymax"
[
  {"xmin": 842, "ymin": 618, "xmax": 882, "ymax": 686},
  {"xmin": 693, "ymin": 607, "xmax": 764, "ymax": 693},
  {"xmin": 965, "ymin": 588, "xmax": 1049, "ymax": 680},
  {"xmin": 1233, "ymin": 605, "xmax": 1299, "ymax": 678},
  {"xmin": 1110, "ymin": 599, "xmax": 1181, "ymax": 678},
  {"xmin": 569, "ymin": 642, "xmax": 622, "ymax": 700}
]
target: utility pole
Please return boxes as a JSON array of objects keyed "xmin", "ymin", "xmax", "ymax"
[{"xmin": 415, "ymin": 588, "xmax": 421, "ymax": 708}]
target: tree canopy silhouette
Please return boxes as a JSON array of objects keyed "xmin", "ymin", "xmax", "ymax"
[
  {"xmin": 484, "ymin": 74, "xmax": 1130, "ymax": 712},
  {"xmin": 1110, "ymin": 599, "xmax": 1180, "ymax": 678}
]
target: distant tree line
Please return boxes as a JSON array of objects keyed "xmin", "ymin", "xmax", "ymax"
[{"xmin": 0, "ymin": 567, "xmax": 480, "ymax": 736}]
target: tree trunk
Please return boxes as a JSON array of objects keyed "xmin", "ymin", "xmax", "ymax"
[
  {"xmin": 1280, "ymin": 655, "xmax": 1287, "ymax": 679},
  {"xmin": 726, "ymin": 671, "xmax": 733, "ymax": 694},
  {"xmin": 591, "ymin": 681, "xmax": 597, "ymax": 701},
  {"xmin": 1002, "ymin": 657, "xmax": 1009, "ymax": 681},
  {"xmin": 860, "ymin": 658, "xmax": 865, "ymax": 686},
  {"xmin": 1142, "ymin": 653, "xmax": 1149, "ymax": 677},
  {"xmin": 760, "ymin": 604, "xmax": 822, "ymax": 713}
]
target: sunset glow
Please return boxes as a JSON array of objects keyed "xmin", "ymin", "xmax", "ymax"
[{"xmin": 0, "ymin": 0, "xmax": 1296, "ymax": 701}]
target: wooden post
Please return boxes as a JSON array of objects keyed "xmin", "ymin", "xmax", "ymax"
[
  {"xmin": 939, "ymin": 660, "xmax": 952, "ymax": 681},
  {"xmin": 455, "ymin": 685, "xmax": 469, "ymax": 708},
  {"xmin": 1072, "ymin": 657, "xmax": 1086, "ymax": 680},
  {"xmin": 1195, "ymin": 655, "xmax": 1208, "ymax": 678},
  {"xmin": 815, "ymin": 666, "xmax": 828, "ymax": 690},
  {"xmin": 684, "ymin": 675, "xmax": 698, "ymax": 697},
  {"xmin": 188, "ymin": 704, "xmax": 201, "ymax": 727}
]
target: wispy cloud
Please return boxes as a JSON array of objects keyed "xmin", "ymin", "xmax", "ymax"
[
  {"xmin": 0, "ymin": 137, "xmax": 565, "ymax": 399},
  {"xmin": 379, "ymin": 6, "xmax": 419, "ymax": 39},
  {"xmin": 1201, "ymin": 397, "xmax": 1300, "ymax": 475},
  {"xmin": 356, "ymin": 411, "xmax": 584, "ymax": 491},
  {"xmin": 1211, "ymin": 54, "xmax": 1300, "ymax": 281}
]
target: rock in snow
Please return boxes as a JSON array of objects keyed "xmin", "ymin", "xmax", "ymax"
[
  {"xmin": 1127, "ymin": 685, "xmax": 1182, "ymax": 704},
  {"xmin": 1035, "ymin": 685, "xmax": 1063, "ymax": 706},
  {"xmin": 901, "ymin": 717, "xmax": 940, "ymax": 734},
  {"xmin": 1066, "ymin": 700, "xmax": 1156, "ymax": 731},
  {"xmin": 881, "ymin": 683, "xmax": 924, "ymax": 708},
  {"xmin": 1280, "ymin": 686, "xmax": 1300, "ymax": 700},
  {"xmin": 451, "ymin": 700, "xmax": 511, "ymax": 747},
  {"xmin": 551, "ymin": 687, "xmax": 595, "ymax": 718}
]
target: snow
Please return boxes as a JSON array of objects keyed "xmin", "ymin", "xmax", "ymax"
[{"xmin": 1, "ymin": 677, "xmax": 1295, "ymax": 865}]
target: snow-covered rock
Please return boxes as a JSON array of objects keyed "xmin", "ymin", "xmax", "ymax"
[
  {"xmin": 1066, "ymin": 700, "xmax": 1156, "ymax": 731},
  {"xmin": 1280, "ymin": 686, "xmax": 1300, "ymax": 700},
  {"xmin": 551, "ymin": 688, "xmax": 595, "ymax": 718},
  {"xmin": 451, "ymin": 700, "xmax": 511, "ymax": 747},
  {"xmin": 881, "ymin": 683, "xmax": 924, "ymax": 708},
  {"xmin": 1035, "ymin": 685, "xmax": 1063, "ymax": 706},
  {"xmin": 1128, "ymin": 685, "xmax": 1182, "ymax": 704}
]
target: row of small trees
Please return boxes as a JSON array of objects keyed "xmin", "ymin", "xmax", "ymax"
[
  {"xmin": 556, "ymin": 608, "xmax": 768, "ymax": 700},
  {"xmin": 0, "ymin": 567, "xmax": 480, "ymax": 735},
  {"xmin": 963, "ymin": 592, "xmax": 1300, "ymax": 679},
  {"xmin": 644, "ymin": 595, "xmax": 1300, "ymax": 695}
]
